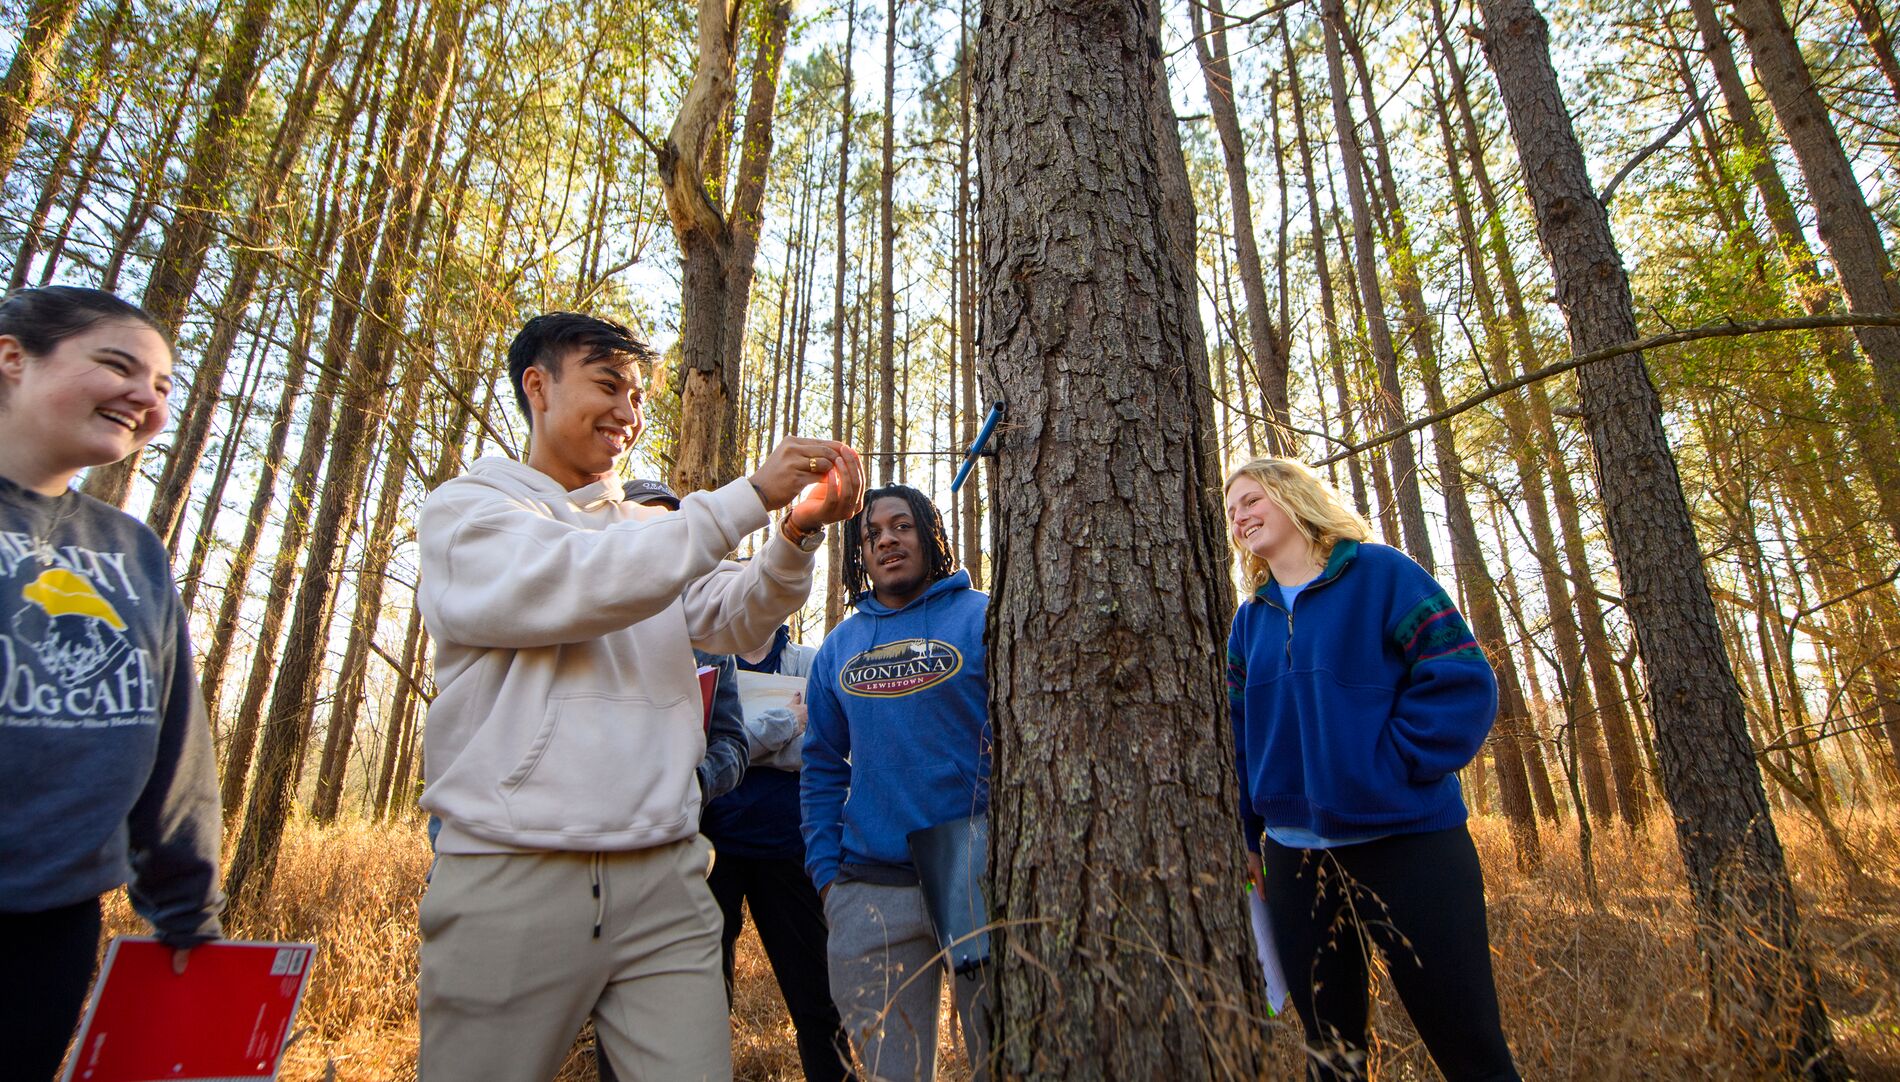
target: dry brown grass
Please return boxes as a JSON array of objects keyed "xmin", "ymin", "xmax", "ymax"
[{"xmin": 97, "ymin": 807, "xmax": 1898, "ymax": 1080}]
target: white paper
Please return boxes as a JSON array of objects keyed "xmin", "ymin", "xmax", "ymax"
[
  {"xmin": 1249, "ymin": 892, "xmax": 1290, "ymax": 1015},
  {"xmin": 735, "ymin": 670, "xmax": 806, "ymax": 722}
]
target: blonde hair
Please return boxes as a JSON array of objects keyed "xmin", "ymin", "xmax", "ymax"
[{"xmin": 1223, "ymin": 457, "xmax": 1372, "ymax": 591}]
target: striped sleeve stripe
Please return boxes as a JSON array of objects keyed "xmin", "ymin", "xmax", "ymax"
[{"xmin": 1394, "ymin": 590, "xmax": 1482, "ymax": 669}]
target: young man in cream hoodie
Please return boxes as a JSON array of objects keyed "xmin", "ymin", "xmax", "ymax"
[{"xmin": 414, "ymin": 312, "xmax": 862, "ymax": 1081}]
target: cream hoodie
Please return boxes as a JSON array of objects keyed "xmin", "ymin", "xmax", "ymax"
[{"xmin": 416, "ymin": 457, "xmax": 813, "ymax": 854}]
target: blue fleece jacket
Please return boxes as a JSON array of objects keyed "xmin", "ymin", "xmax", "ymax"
[
  {"xmin": 800, "ymin": 570, "xmax": 990, "ymax": 892},
  {"xmin": 1226, "ymin": 541, "xmax": 1497, "ymax": 848}
]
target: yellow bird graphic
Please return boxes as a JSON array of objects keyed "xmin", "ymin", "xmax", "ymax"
[{"xmin": 21, "ymin": 568, "xmax": 127, "ymax": 631}]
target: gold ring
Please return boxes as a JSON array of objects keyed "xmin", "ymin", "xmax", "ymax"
[{"xmin": 808, "ymin": 456, "xmax": 821, "ymax": 472}]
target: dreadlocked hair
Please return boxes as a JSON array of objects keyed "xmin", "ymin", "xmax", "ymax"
[{"xmin": 841, "ymin": 484, "xmax": 958, "ymax": 602}]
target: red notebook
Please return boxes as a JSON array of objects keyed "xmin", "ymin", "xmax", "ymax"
[
  {"xmin": 698, "ymin": 664, "xmax": 719, "ymax": 733},
  {"xmin": 62, "ymin": 937, "xmax": 316, "ymax": 1082}
]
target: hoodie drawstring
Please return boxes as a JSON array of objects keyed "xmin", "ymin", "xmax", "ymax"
[{"xmin": 590, "ymin": 852, "xmax": 605, "ymax": 939}]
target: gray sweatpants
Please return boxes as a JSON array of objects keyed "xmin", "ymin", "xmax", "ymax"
[
  {"xmin": 824, "ymin": 880, "xmax": 990, "ymax": 1082},
  {"xmin": 418, "ymin": 838, "xmax": 731, "ymax": 1081}
]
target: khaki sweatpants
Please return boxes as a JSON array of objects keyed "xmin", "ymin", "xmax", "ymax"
[
  {"xmin": 824, "ymin": 880, "xmax": 990, "ymax": 1082},
  {"xmin": 419, "ymin": 838, "xmax": 731, "ymax": 1081}
]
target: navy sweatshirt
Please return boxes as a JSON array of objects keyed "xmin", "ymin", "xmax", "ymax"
[
  {"xmin": 701, "ymin": 625, "xmax": 808, "ymax": 861},
  {"xmin": 801, "ymin": 570, "xmax": 990, "ymax": 892},
  {"xmin": 0, "ymin": 475, "xmax": 223, "ymax": 944},
  {"xmin": 1226, "ymin": 541, "xmax": 1497, "ymax": 848}
]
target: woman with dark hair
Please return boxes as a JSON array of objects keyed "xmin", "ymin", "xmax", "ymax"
[
  {"xmin": 802, "ymin": 484, "xmax": 991, "ymax": 1081},
  {"xmin": 1224, "ymin": 457, "xmax": 1517, "ymax": 1082},
  {"xmin": 0, "ymin": 287, "xmax": 224, "ymax": 1080}
]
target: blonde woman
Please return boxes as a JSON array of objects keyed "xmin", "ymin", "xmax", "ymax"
[{"xmin": 1223, "ymin": 458, "xmax": 1517, "ymax": 1082}]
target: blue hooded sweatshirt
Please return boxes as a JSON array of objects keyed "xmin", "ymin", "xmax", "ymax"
[
  {"xmin": 1227, "ymin": 541, "xmax": 1497, "ymax": 848},
  {"xmin": 800, "ymin": 570, "xmax": 990, "ymax": 892}
]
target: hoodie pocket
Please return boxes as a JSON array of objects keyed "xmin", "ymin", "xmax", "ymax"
[{"xmin": 498, "ymin": 691, "xmax": 695, "ymax": 836}]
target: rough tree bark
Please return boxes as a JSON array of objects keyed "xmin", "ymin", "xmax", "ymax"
[
  {"xmin": 979, "ymin": 2, "xmax": 1267, "ymax": 1075},
  {"xmin": 876, "ymin": 0, "xmax": 898, "ymax": 485},
  {"xmin": 1432, "ymin": 0, "xmax": 1651, "ymax": 824},
  {"xmin": 657, "ymin": 0, "xmax": 793, "ymax": 494},
  {"xmin": 1475, "ymin": 2, "xmax": 1845, "ymax": 1074},
  {"xmin": 958, "ymin": 1, "xmax": 982, "ymax": 586}
]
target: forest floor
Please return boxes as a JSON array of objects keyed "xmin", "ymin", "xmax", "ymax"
[{"xmin": 98, "ymin": 806, "xmax": 1900, "ymax": 1080}]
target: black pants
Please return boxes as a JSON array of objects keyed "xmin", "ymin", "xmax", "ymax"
[
  {"xmin": 0, "ymin": 897, "xmax": 103, "ymax": 1082},
  {"xmin": 596, "ymin": 852, "xmax": 851, "ymax": 1082},
  {"xmin": 1262, "ymin": 826, "xmax": 1519, "ymax": 1082},
  {"xmin": 709, "ymin": 852, "xmax": 851, "ymax": 1082}
]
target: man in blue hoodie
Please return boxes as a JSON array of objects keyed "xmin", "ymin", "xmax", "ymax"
[{"xmin": 802, "ymin": 485, "xmax": 990, "ymax": 1082}]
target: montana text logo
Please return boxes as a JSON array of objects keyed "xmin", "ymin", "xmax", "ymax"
[{"xmin": 839, "ymin": 638, "xmax": 963, "ymax": 698}]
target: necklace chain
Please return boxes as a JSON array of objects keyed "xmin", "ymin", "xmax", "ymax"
[{"xmin": 32, "ymin": 491, "xmax": 75, "ymax": 567}]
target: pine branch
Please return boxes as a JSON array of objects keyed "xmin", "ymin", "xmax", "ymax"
[{"xmin": 1313, "ymin": 312, "xmax": 1900, "ymax": 466}]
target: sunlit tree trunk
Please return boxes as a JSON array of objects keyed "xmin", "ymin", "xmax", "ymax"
[
  {"xmin": 0, "ymin": 0, "xmax": 86, "ymax": 189},
  {"xmin": 1282, "ymin": 22, "xmax": 1368, "ymax": 516},
  {"xmin": 227, "ymin": 0, "xmax": 462, "ymax": 907},
  {"xmin": 1319, "ymin": 0, "xmax": 1434, "ymax": 569},
  {"xmin": 661, "ymin": 0, "xmax": 794, "ymax": 493},
  {"xmin": 826, "ymin": 0, "xmax": 857, "ymax": 629},
  {"xmin": 1189, "ymin": 0, "xmax": 1291, "ymax": 452},
  {"xmin": 1434, "ymin": 0, "xmax": 1652, "ymax": 823},
  {"xmin": 84, "ymin": 0, "xmax": 279, "ymax": 506},
  {"xmin": 1476, "ymin": 2, "xmax": 1845, "ymax": 1072},
  {"xmin": 143, "ymin": 0, "xmax": 368, "ymax": 547},
  {"xmin": 1727, "ymin": 0, "xmax": 1900, "ymax": 425}
]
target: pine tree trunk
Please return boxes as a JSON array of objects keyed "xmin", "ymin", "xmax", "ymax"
[
  {"xmin": 372, "ymin": 606, "xmax": 428, "ymax": 819},
  {"xmin": 309, "ymin": 364, "xmax": 426, "ymax": 822},
  {"xmin": 1727, "ymin": 0, "xmax": 1900, "ymax": 420},
  {"xmin": 1189, "ymin": 0, "xmax": 1290, "ymax": 452},
  {"xmin": 83, "ymin": 0, "xmax": 279, "ymax": 505},
  {"xmin": 7, "ymin": 0, "xmax": 130, "ymax": 290},
  {"xmin": 0, "ymin": 0, "xmax": 86, "ymax": 189},
  {"xmin": 980, "ymin": 3, "xmax": 1267, "ymax": 1074},
  {"xmin": 207, "ymin": 30, "xmax": 378, "ymax": 804},
  {"xmin": 875, "ymin": 0, "xmax": 898, "ymax": 486},
  {"xmin": 958, "ymin": 3, "xmax": 981, "ymax": 587},
  {"xmin": 1476, "ymin": 2, "xmax": 1844, "ymax": 1072},
  {"xmin": 1318, "ymin": 0, "xmax": 1435, "ymax": 569},
  {"xmin": 664, "ymin": 0, "xmax": 793, "ymax": 494},
  {"xmin": 175, "ymin": 287, "xmax": 280, "ymax": 612},
  {"xmin": 226, "ymin": 1, "xmax": 461, "ymax": 905},
  {"xmin": 1283, "ymin": 23, "xmax": 1370, "ymax": 516},
  {"xmin": 1434, "ymin": 0, "xmax": 1654, "ymax": 823},
  {"xmin": 826, "ymin": 0, "xmax": 856, "ymax": 630},
  {"xmin": 1840, "ymin": 0, "xmax": 1900, "ymax": 108},
  {"xmin": 143, "ymin": 0, "xmax": 369, "ymax": 547}
]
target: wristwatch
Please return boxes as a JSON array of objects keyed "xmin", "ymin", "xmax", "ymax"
[{"xmin": 781, "ymin": 513, "xmax": 825, "ymax": 552}]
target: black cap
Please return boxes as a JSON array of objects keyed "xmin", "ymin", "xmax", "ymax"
[{"xmin": 625, "ymin": 478, "xmax": 680, "ymax": 509}]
